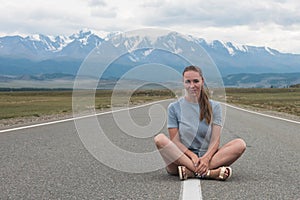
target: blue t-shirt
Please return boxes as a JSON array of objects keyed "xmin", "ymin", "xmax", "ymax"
[{"xmin": 167, "ymin": 97, "xmax": 223, "ymax": 157}]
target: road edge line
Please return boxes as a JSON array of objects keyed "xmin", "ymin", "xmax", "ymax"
[
  {"xmin": 0, "ymin": 99, "xmax": 171, "ymax": 133},
  {"xmin": 224, "ymin": 103, "xmax": 300, "ymax": 124}
]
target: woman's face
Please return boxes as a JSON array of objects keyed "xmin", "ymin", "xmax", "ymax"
[{"xmin": 183, "ymin": 70, "xmax": 203, "ymax": 98}]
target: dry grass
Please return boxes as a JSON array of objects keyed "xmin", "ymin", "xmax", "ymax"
[
  {"xmin": 0, "ymin": 89, "xmax": 175, "ymax": 120},
  {"xmin": 0, "ymin": 88, "xmax": 299, "ymax": 121},
  {"xmin": 225, "ymin": 88, "xmax": 300, "ymax": 117}
]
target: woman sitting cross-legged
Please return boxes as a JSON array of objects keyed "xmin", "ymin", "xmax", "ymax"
[{"xmin": 154, "ymin": 65, "xmax": 246, "ymax": 181}]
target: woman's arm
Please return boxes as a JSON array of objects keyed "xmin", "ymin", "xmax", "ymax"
[
  {"xmin": 168, "ymin": 128, "xmax": 199, "ymax": 164},
  {"xmin": 203, "ymin": 124, "xmax": 221, "ymax": 161},
  {"xmin": 195, "ymin": 124, "xmax": 221, "ymax": 175}
]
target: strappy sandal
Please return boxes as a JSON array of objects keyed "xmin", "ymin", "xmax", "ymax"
[
  {"xmin": 178, "ymin": 166, "xmax": 201, "ymax": 181},
  {"xmin": 178, "ymin": 166, "xmax": 188, "ymax": 180},
  {"xmin": 205, "ymin": 166, "xmax": 232, "ymax": 181},
  {"xmin": 218, "ymin": 166, "xmax": 232, "ymax": 180}
]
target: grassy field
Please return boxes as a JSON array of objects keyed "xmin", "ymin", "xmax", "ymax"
[
  {"xmin": 0, "ymin": 88, "xmax": 299, "ymax": 121},
  {"xmin": 0, "ymin": 89, "xmax": 175, "ymax": 120},
  {"xmin": 225, "ymin": 88, "xmax": 300, "ymax": 117}
]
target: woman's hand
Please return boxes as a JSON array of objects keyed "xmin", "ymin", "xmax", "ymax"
[
  {"xmin": 190, "ymin": 154, "xmax": 199, "ymax": 168},
  {"xmin": 195, "ymin": 156, "xmax": 210, "ymax": 176}
]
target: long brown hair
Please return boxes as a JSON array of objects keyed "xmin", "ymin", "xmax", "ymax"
[{"xmin": 183, "ymin": 66, "xmax": 212, "ymax": 124}]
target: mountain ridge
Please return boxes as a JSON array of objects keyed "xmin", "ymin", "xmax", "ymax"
[
  {"xmin": 0, "ymin": 30, "xmax": 299, "ymax": 80},
  {"xmin": 1, "ymin": 72, "xmax": 299, "ymax": 88}
]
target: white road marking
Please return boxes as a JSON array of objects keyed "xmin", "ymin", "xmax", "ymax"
[
  {"xmin": 0, "ymin": 99, "xmax": 170, "ymax": 133},
  {"xmin": 180, "ymin": 179, "xmax": 202, "ymax": 200},
  {"xmin": 224, "ymin": 103, "xmax": 300, "ymax": 124}
]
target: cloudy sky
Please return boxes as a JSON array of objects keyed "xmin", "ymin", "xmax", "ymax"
[{"xmin": 1, "ymin": 0, "xmax": 300, "ymax": 53}]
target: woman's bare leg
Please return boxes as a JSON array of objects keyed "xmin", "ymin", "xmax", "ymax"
[
  {"xmin": 154, "ymin": 133, "xmax": 195, "ymax": 175},
  {"xmin": 205, "ymin": 138, "xmax": 246, "ymax": 179},
  {"xmin": 155, "ymin": 134, "xmax": 246, "ymax": 179},
  {"xmin": 209, "ymin": 138, "xmax": 246, "ymax": 169}
]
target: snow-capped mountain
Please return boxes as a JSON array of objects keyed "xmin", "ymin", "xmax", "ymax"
[
  {"xmin": 0, "ymin": 30, "xmax": 299, "ymax": 78},
  {"xmin": 0, "ymin": 30, "xmax": 103, "ymax": 60}
]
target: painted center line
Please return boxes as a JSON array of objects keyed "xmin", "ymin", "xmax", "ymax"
[{"xmin": 180, "ymin": 179, "xmax": 202, "ymax": 200}]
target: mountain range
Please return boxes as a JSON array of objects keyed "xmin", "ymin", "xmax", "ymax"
[{"xmin": 0, "ymin": 30, "xmax": 299, "ymax": 88}]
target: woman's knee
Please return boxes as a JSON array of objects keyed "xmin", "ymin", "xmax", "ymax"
[
  {"xmin": 154, "ymin": 133, "xmax": 169, "ymax": 148},
  {"xmin": 235, "ymin": 138, "xmax": 247, "ymax": 154}
]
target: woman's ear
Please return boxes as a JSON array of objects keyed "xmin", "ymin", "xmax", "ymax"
[{"xmin": 200, "ymin": 77, "xmax": 204, "ymax": 85}]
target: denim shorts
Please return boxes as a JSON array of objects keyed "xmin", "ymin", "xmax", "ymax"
[{"xmin": 189, "ymin": 148, "xmax": 206, "ymax": 157}]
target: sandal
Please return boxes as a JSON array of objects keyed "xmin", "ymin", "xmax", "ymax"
[
  {"xmin": 178, "ymin": 166, "xmax": 200, "ymax": 180},
  {"xmin": 205, "ymin": 166, "xmax": 232, "ymax": 181},
  {"xmin": 178, "ymin": 166, "xmax": 188, "ymax": 180}
]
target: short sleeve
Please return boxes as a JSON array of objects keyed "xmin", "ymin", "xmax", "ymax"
[
  {"xmin": 212, "ymin": 102, "xmax": 222, "ymax": 126},
  {"xmin": 167, "ymin": 103, "xmax": 179, "ymax": 128}
]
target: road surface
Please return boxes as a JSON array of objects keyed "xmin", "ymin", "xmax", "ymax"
[{"xmin": 1, "ymin": 100, "xmax": 299, "ymax": 199}]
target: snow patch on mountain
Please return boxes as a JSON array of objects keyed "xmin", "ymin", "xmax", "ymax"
[
  {"xmin": 144, "ymin": 48, "xmax": 154, "ymax": 56},
  {"xmin": 28, "ymin": 34, "xmax": 41, "ymax": 41},
  {"xmin": 265, "ymin": 47, "xmax": 275, "ymax": 55},
  {"xmin": 223, "ymin": 42, "xmax": 235, "ymax": 55}
]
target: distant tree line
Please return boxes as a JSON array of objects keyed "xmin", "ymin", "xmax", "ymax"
[
  {"xmin": 289, "ymin": 84, "xmax": 300, "ymax": 88},
  {"xmin": 0, "ymin": 88, "xmax": 73, "ymax": 92}
]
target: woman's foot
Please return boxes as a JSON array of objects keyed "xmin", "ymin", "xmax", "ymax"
[{"xmin": 205, "ymin": 166, "xmax": 232, "ymax": 181}]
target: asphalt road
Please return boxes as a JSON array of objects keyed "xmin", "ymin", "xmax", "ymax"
[
  {"xmin": 203, "ymin": 105, "xmax": 300, "ymax": 199},
  {"xmin": 1, "ymin": 100, "xmax": 299, "ymax": 199}
]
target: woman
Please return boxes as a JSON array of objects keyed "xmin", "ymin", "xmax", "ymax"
[{"xmin": 154, "ymin": 65, "xmax": 246, "ymax": 180}]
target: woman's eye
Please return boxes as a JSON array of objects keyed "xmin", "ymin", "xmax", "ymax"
[{"xmin": 185, "ymin": 79, "xmax": 200, "ymax": 84}]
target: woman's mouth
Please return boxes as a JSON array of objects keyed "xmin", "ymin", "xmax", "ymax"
[{"xmin": 189, "ymin": 89, "xmax": 197, "ymax": 94}]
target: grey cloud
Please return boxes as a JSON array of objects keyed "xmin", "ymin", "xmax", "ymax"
[
  {"xmin": 140, "ymin": 0, "xmax": 165, "ymax": 8},
  {"xmin": 90, "ymin": 6, "xmax": 117, "ymax": 18},
  {"xmin": 0, "ymin": 7, "xmax": 86, "ymax": 36},
  {"xmin": 87, "ymin": 0, "xmax": 117, "ymax": 18},
  {"xmin": 88, "ymin": 0, "xmax": 107, "ymax": 7},
  {"xmin": 141, "ymin": 1, "xmax": 300, "ymax": 28},
  {"xmin": 29, "ymin": 8, "xmax": 68, "ymax": 21}
]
